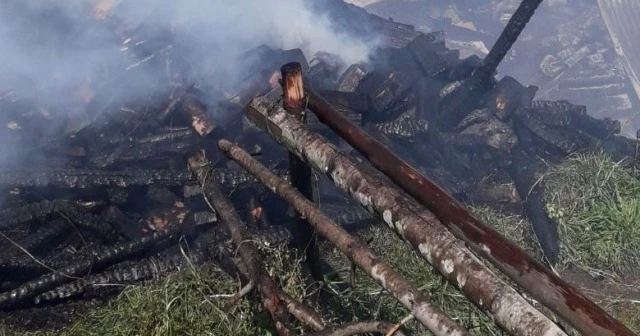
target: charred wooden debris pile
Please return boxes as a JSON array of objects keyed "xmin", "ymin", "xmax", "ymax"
[{"xmin": 0, "ymin": 0, "xmax": 638, "ymax": 335}]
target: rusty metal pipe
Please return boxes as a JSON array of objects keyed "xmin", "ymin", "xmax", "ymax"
[{"xmin": 304, "ymin": 87, "xmax": 634, "ymax": 336}]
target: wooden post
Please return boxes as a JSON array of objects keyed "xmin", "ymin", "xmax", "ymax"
[{"xmin": 280, "ymin": 62, "xmax": 321, "ymax": 279}]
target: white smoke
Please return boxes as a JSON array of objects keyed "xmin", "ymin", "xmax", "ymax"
[{"xmin": 0, "ymin": 0, "xmax": 378, "ymax": 104}]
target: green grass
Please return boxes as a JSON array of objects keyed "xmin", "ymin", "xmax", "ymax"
[
  {"xmin": 320, "ymin": 227, "xmax": 501, "ymax": 336},
  {"xmin": 543, "ymin": 151, "xmax": 640, "ymax": 273},
  {"xmin": 4, "ymin": 151, "xmax": 640, "ymax": 335}
]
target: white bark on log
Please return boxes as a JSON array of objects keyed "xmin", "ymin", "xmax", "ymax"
[
  {"xmin": 245, "ymin": 96, "xmax": 568, "ymax": 336},
  {"xmin": 219, "ymin": 139, "xmax": 471, "ymax": 336}
]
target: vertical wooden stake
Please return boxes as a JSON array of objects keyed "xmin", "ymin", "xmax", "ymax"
[
  {"xmin": 280, "ymin": 62, "xmax": 321, "ymax": 281},
  {"xmin": 281, "ymin": 62, "xmax": 306, "ymax": 115}
]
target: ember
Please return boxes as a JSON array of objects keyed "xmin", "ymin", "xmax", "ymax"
[{"xmin": 0, "ymin": 0, "xmax": 637, "ymax": 335}]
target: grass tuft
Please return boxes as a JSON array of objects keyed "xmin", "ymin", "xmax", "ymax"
[{"xmin": 543, "ymin": 151, "xmax": 640, "ymax": 273}]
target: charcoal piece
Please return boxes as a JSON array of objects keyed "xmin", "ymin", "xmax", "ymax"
[
  {"xmin": 0, "ymin": 226, "xmax": 181, "ymax": 309},
  {"xmin": 451, "ymin": 55, "xmax": 482, "ymax": 81},
  {"xmin": 21, "ymin": 219, "xmax": 72, "ymax": 255},
  {"xmin": 489, "ymin": 76, "xmax": 525, "ymax": 121},
  {"xmin": 106, "ymin": 188, "xmax": 128, "ymax": 205},
  {"xmin": 356, "ymin": 69, "xmax": 418, "ymax": 115},
  {"xmin": 0, "ymin": 256, "xmax": 69, "ymax": 281},
  {"xmin": 372, "ymin": 107, "xmax": 428, "ymax": 138},
  {"xmin": 336, "ymin": 64, "xmax": 368, "ymax": 92},
  {"xmin": 411, "ymin": 48, "xmax": 456, "ymax": 79},
  {"xmin": 510, "ymin": 148, "xmax": 560, "ymax": 264},
  {"xmin": 405, "ymin": 32, "xmax": 447, "ymax": 54},
  {"xmin": 138, "ymin": 127, "xmax": 196, "ymax": 144},
  {"xmin": 102, "ymin": 206, "xmax": 142, "ymax": 241},
  {"xmin": 416, "ymin": 77, "xmax": 443, "ymax": 122},
  {"xmin": 193, "ymin": 211, "xmax": 217, "ymax": 226},
  {"xmin": 0, "ymin": 168, "xmax": 193, "ymax": 189},
  {"xmin": 0, "ymin": 200, "xmax": 57, "ymax": 230},
  {"xmin": 156, "ymin": 87, "xmax": 192, "ymax": 123},
  {"xmin": 457, "ymin": 108, "xmax": 494, "ymax": 131},
  {"xmin": 55, "ymin": 202, "xmax": 124, "ymax": 244},
  {"xmin": 307, "ymin": 61, "xmax": 337, "ymax": 91},
  {"xmin": 529, "ymin": 101, "xmax": 572, "ymax": 126},
  {"xmin": 545, "ymin": 100, "xmax": 622, "ymax": 138},
  {"xmin": 147, "ymin": 186, "xmax": 179, "ymax": 205},
  {"xmin": 180, "ymin": 94, "xmax": 215, "ymax": 137},
  {"xmin": 516, "ymin": 109, "xmax": 593, "ymax": 155},
  {"xmin": 436, "ymin": 78, "xmax": 491, "ymax": 131},
  {"xmin": 33, "ymin": 250, "xmax": 208, "ymax": 304},
  {"xmin": 449, "ymin": 115, "xmax": 519, "ymax": 154}
]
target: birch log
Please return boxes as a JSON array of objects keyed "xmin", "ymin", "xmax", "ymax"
[
  {"xmin": 219, "ymin": 139, "xmax": 471, "ymax": 336},
  {"xmin": 245, "ymin": 96, "xmax": 568, "ymax": 336}
]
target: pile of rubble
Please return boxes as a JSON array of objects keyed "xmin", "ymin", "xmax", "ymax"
[{"xmin": 0, "ymin": 0, "xmax": 636, "ymax": 332}]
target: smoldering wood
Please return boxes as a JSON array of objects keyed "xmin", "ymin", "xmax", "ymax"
[
  {"xmin": 218, "ymin": 139, "xmax": 471, "ymax": 336},
  {"xmin": 510, "ymin": 148, "xmax": 561, "ymax": 264},
  {"xmin": 437, "ymin": 0, "xmax": 544, "ymax": 130},
  {"xmin": 0, "ymin": 225, "xmax": 181, "ymax": 309},
  {"xmin": 302, "ymin": 87, "xmax": 633, "ymax": 336},
  {"xmin": 336, "ymin": 64, "xmax": 368, "ymax": 93},
  {"xmin": 187, "ymin": 151, "xmax": 292, "ymax": 336},
  {"xmin": 245, "ymin": 98, "xmax": 568, "ymax": 336},
  {"xmin": 33, "ymin": 247, "xmax": 209, "ymax": 305},
  {"xmin": 0, "ymin": 169, "xmax": 193, "ymax": 189}
]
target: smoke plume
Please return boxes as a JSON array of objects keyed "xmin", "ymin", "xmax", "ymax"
[{"xmin": 0, "ymin": 0, "xmax": 378, "ymax": 107}]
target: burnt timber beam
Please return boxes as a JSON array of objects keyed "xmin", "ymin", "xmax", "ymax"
[
  {"xmin": 302, "ymin": 88, "xmax": 634, "ymax": 336},
  {"xmin": 219, "ymin": 139, "xmax": 471, "ymax": 336},
  {"xmin": 246, "ymin": 96, "xmax": 568, "ymax": 336},
  {"xmin": 438, "ymin": 0, "xmax": 545, "ymax": 130}
]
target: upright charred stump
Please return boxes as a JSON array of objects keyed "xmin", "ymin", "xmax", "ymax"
[
  {"xmin": 437, "ymin": 0, "xmax": 544, "ymax": 130},
  {"xmin": 280, "ymin": 62, "xmax": 320, "ymax": 279}
]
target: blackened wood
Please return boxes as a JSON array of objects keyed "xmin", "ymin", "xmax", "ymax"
[
  {"xmin": 302, "ymin": 88, "xmax": 634, "ymax": 336},
  {"xmin": 438, "ymin": 0, "xmax": 544, "ymax": 130},
  {"xmin": 0, "ymin": 226, "xmax": 181, "ymax": 309},
  {"xmin": 473, "ymin": 0, "xmax": 544, "ymax": 83},
  {"xmin": 219, "ymin": 139, "xmax": 471, "ymax": 336}
]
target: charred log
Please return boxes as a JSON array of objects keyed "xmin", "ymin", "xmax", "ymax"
[
  {"xmin": 510, "ymin": 148, "xmax": 560, "ymax": 264},
  {"xmin": 0, "ymin": 169, "xmax": 193, "ymax": 189},
  {"xmin": 33, "ymin": 248, "xmax": 209, "ymax": 305},
  {"xmin": 0, "ymin": 225, "xmax": 182, "ymax": 309}
]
